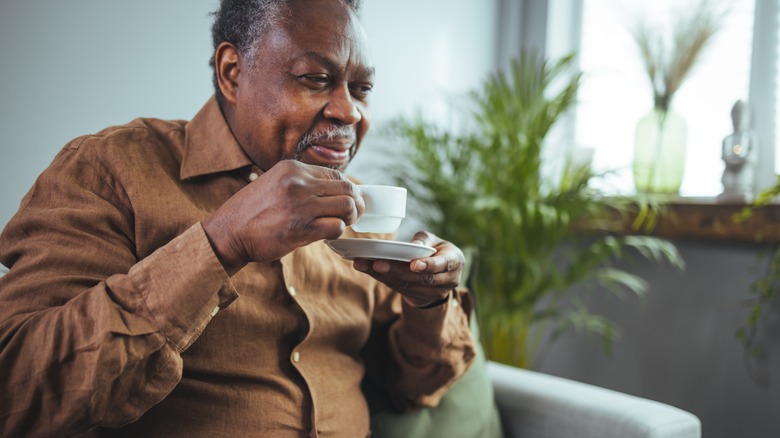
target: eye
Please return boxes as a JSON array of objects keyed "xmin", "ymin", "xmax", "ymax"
[
  {"xmin": 351, "ymin": 83, "xmax": 373, "ymax": 98},
  {"xmin": 299, "ymin": 74, "xmax": 329, "ymax": 89}
]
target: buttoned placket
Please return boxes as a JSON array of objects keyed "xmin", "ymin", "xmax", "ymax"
[
  {"xmin": 288, "ymin": 285, "xmax": 303, "ymax": 365},
  {"xmin": 283, "ymin": 279, "xmax": 318, "ymax": 437},
  {"xmin": 246, "ymin": 165, "xmax": 261, "ymax": 184}
]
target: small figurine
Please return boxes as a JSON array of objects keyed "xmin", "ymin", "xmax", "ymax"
[{"xmin": 720, "ymin": 100, "xmax": 756, "ymax": 200}]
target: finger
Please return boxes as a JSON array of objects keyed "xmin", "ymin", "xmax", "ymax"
[
  {"xmin": 372, "ymin": 273, "xmax": 451, "ymax": 305},
  {"xmin": 368, "ymin": 253, "xmax": 461, "ymax": 283},
  {"xmin": 410, "ymin": 251, "xmax": 462, "ymax": 273},
  {"xmin": 355, "ymin": 259, "xmax": 461, "ymax": 289},
  {"xmin": 304, "ymin": 216, "xmax": 347, "ymax": 241},
  {"xmin": 352, "ymin": 260, "xmax": 455, "ymax": 307},
  {"xmin": 388, "ymin": 270, "xmax": 461, "ymax": 290},
  {"xmin": 309, "ymin": 164, "xmax": 350, "ymax": 182},
  {"xmin": 358, "ymin": 267, "xmax": 455, "ymax": 298},
  {"xmin": 303, "ymin": 194, "xmax": 361, "ymax": 225},
  {"xmin": 314, "ymin": 178, "xmax": 364, "ymax": 217},
  {"xmin": 352, "ymin": 258, "xmax": 371, "ymax": 272},
  {"xmin": 409, "ymin": 230, "xmax": 438, "ymax": 246},
  {"xmin": 283, "ymin": 161, "xmax": 357, "ymax": 196}
]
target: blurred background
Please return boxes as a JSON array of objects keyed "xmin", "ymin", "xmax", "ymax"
[{"xmin": 1, "ymin": 1, "xmax": 779, "ymax": 437}]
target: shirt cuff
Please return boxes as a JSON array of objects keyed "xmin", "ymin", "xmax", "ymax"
[
  {"xmin": 398, "ymin": 289, "xmax": 462, "ymax": 348},
  {"xmin": 127, "ymin": 223, "xmax": 238, "ymax": 351}
]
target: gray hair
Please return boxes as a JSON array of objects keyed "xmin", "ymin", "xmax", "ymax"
[{"xmin": 209, "ymin": 0, "xmax": 362, "ymax": 106}]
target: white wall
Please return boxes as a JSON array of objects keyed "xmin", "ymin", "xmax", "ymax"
[
  {"xmin": 352, "ymin": 0, "xmax": 498, "ymax": 238},
  {"xmin": 0, "ymin": 0, "xmax": 218, "ymax": 229},
  {"xmin": 0, "ymin": 0, "xmax": 498, "ymax": 231}
]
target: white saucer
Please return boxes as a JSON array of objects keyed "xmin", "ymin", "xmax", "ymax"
[{"xmin": 325, "ymin": 238, "xmax": 436, "ymax": 262}]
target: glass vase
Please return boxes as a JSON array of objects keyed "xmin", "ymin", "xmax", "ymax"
[{"xmin": 632, "ymin": 108, "xmax": 687, "ymax": 195}]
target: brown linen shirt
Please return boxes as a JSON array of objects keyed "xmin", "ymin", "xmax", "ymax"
[{"xmin": 0, "ymin": 96, "xmax": 475, "ymax": 438}]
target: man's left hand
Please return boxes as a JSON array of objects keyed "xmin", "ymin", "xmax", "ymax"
[{"xmin": 352, "ymin": 231, "xmax": 464, "ymax": 308}]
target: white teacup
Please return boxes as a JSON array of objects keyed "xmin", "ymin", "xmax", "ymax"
[{"xmin": 352, "ymin": 185, "xmax": 407, "ymax": 233}]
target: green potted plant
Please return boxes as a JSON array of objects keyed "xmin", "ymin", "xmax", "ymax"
[{"xmin": 385, "ymin": 52, "xmax": 684, "ymax": 369}]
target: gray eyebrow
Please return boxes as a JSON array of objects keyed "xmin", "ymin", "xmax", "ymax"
[{"xmin": 294, "ymin": 51, "xmax": 375, "ymax": 78}]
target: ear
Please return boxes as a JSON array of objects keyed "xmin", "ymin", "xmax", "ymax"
[{"xmin": 215, "ymin": 42, "xmax": 240, "ymax": 105}]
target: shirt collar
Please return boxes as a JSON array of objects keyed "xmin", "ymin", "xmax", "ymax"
[{"xmin": 181, "ymin": 95, "xmax": 254, "ymax": 181}]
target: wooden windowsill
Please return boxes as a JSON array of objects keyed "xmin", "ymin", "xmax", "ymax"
[{"xmin": 620, "ymin": 196, "xmax": 780, "ymax": 244}]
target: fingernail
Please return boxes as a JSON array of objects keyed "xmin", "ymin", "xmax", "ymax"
[
  {"xmin": 411, "ymin": 240, "xmax": 424, "ymax": 245},
  {"xmin": 374, "ymin": 261, "xmax": 391, "ymax": 273},
  {"xmin": 412, "ymin": 260, "xmax": 427, "ymax": 271},
  {"xmin": 353, "ymin": 260, "xmax": 368, "ymax": 272}
]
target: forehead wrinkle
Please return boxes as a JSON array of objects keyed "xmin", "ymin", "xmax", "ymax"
[
  {"xmin": 276, "ymin": 1, "xmax": 373, "ymax": 78},
  {"xmin": 294, "ymin": 51, "xmax": 340, "ymax": 71}
]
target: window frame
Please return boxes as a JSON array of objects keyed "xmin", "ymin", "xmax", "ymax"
[{"xmin": 749, "ymin": 0, "xmax": 778, "ymax": 192}]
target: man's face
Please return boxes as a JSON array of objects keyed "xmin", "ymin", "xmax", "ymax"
[{"xmin": 229, "ymin": 0, "xmax": 374, "ymax": 172}]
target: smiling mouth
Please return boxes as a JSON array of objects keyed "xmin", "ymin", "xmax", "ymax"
[
  {"xmin": 310, "ymin": 144, "xmax": 352, "ymax": 161},
  {"xmin": 294, "ymin": 126, "xmax": 357, "ymax": 167}
]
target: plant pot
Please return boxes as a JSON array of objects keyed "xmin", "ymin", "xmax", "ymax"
[{"xmin": 632, "ymin": 108, "xmax": 687, "ymax": 195}]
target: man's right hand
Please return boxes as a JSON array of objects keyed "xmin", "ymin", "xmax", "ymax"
[{"xmin": 202, "ymin": 160, "xmax": 364, "ymax": 275}]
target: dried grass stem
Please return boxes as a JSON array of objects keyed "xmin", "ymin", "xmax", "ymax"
[{"xmin": 632, "ymin": 0, "xmax": 724, "ymax": 112}]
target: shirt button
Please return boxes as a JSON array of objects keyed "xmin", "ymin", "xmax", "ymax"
[
  {"xmin": 289, "ymin": 286, "xmax": 297, "ymax": 297},
  {"xmin": 293, "ymin": 351, "xmax": 301, "ymax": 362},
  {"xmin": 249, "ymin": 172, "xmax": 259, "ymax": 182},
  {"xmin": 211, "ymin": 306, "xmax": 220, "ymax": 316}
]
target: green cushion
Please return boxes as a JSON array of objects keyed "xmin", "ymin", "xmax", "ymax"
[{"xmin": 369, "ymin": 318, "xmax": 504, "ymax": 438}]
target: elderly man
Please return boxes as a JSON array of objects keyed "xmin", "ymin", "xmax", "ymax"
[{"xmin": 0, "ymin": 0, "xmax": 475, "ymax": 436}]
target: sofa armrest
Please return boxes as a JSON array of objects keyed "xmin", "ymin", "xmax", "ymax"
[{"xmin": 487, "ymin": 361, "xmax": 700, "ymax": 438}]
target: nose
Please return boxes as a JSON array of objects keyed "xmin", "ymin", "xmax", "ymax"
[{"xmin": 323, "ymin": 85, "xmax": 362, "ymax": 125}]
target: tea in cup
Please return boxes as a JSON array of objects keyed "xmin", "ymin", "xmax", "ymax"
[{"xmin": 351, "ymin": 185, "xmax": 407, "ymax": 233}]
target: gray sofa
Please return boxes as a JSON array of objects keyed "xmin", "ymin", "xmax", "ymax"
[{"xmin": 488, "ymin": 361, "xmax": 701, "ymax": 438}]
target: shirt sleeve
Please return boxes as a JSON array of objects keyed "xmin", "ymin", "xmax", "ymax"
[
  {"xmin": 0, "ymin": 144, "xmax": 237, "ymax": 437},
  {"xmin": 365, "ymin": 283, "xmax": 476, "ymax": 412}
]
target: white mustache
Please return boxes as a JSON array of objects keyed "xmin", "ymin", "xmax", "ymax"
[
  {"xmin": 290, "ymin": 125, "xmax": 358, "ymax": 166},
  {"xmin": 301, "ymin": 125, "xmax": 356, "ymax": 145}
]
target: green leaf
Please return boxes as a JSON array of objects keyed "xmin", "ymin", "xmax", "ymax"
[
  {"xmin": 381, "ymin": 50, "xmax": 683, "ymax": 368},
  {"xmin": 595, "ymin": 267, "xmax": 648, "ymax": 297}
]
